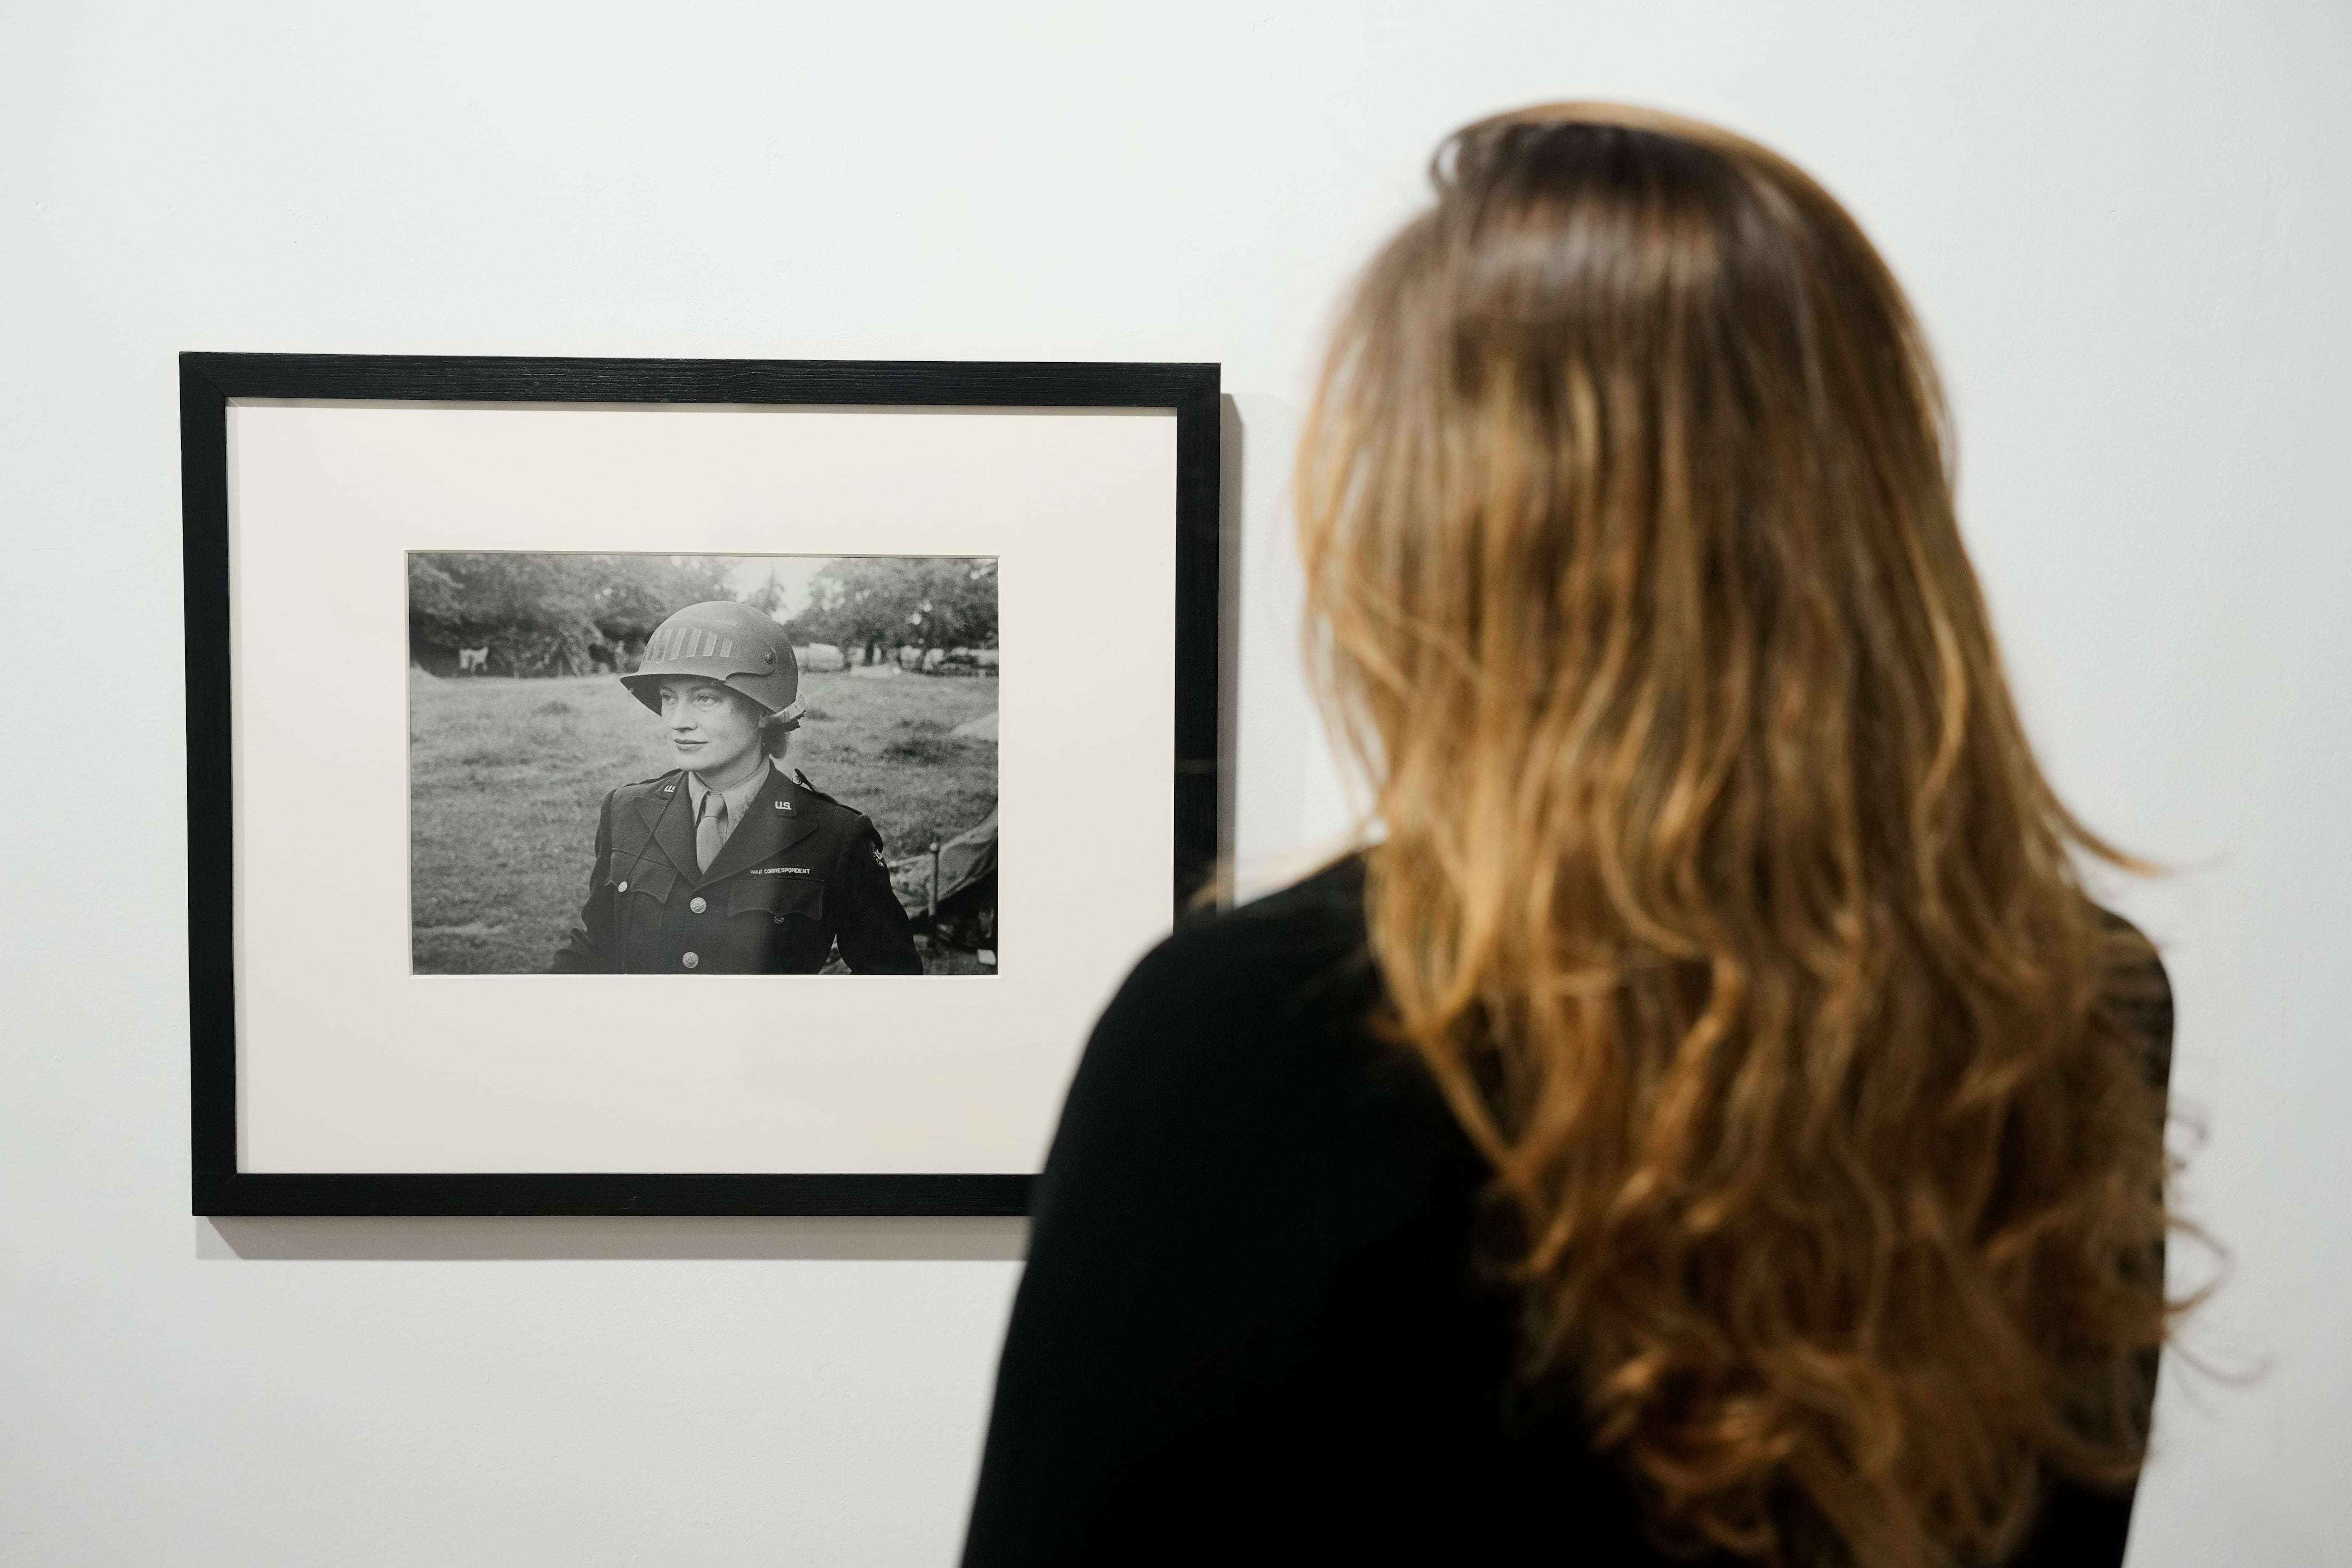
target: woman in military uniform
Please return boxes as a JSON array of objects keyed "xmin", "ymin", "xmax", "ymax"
[{"xmin": 549, "ymin": 600, "xmax": 923, "ymax": 975}]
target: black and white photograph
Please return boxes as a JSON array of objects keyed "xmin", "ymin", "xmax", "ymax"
[
  {"xmin": 178, "ymin": 354, "xmax": 1214, "ymax": 1204},
  {"xmin": 408, "ymin": 551, "xmax": 1001, "ymax": 978}
]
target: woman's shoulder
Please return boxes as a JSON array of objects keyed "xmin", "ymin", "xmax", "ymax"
[
  {"xmin": 1038, "ymin": 853, "xmax": 1429, "ymax": 1258},
  {"xmin": 1131, "ymin": 855, "xmax": 1375, "ymax": 1020},
  {"xmin": 779, "ymin": 766, "xmax": 866, "ymax": 821},
  {"xmin": 1073, "ymin": 856, "xmax": 1378, "ymax": 1107},
  {"xmin": 610, "ymin": 768, "xmax": 687, "ymax": 804}
]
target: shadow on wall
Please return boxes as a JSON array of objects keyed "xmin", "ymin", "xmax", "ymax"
[{"xmin": 198, "ymin": 1214, "xmax": 1028, "ymax": 1262}]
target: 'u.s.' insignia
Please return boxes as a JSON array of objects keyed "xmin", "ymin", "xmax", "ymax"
[{"xmin": 774, "ymin": 799, "xmax": 792, "ymax": 812}]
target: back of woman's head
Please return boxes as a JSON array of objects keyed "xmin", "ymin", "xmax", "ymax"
[{"xmin": 1297, "ymin": 104, "xmax": 2177, "ymax": 1567}]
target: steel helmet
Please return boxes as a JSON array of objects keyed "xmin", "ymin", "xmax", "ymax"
[{"xmin": 622, "ymin": 601, "xmax": 803, "ymax": 730}]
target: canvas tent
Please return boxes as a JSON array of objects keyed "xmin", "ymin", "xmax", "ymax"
[{"xmin": 889, "ymin": 805, "xmax": 998, "ymax": 950}]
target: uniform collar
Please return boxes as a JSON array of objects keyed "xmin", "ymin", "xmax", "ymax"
[
  {"xmin": 691, "ymin": 764, "xmax": 819, "ymax": 886},
  {"xmin": 685, "ymin": 757, "xmax": 771, "ymax": 824}
]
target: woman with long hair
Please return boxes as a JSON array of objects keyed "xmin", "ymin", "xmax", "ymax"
[{"xmin": 962, "ymin": 104, "xmax": 2183, "ymax": 1568}]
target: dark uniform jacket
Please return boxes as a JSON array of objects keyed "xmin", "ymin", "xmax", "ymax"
[{"xmin": 550, "ymin": 766, "xmax": 922, "ymax": 975}]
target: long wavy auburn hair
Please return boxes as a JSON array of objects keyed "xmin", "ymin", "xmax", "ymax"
[{"xmin": 1296, "ymin": 104, "xmax": 2181, "ymax": 1567}]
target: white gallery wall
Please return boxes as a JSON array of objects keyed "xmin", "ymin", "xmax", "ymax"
[{"xmin": 1, "ymin": 2, "xmax": 2344, "ymax": 1563}]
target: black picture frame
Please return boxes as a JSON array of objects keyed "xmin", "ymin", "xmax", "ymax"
[{"xmin": 182, "ymin": 352, "xmax": 1223, "ymax": 1217}]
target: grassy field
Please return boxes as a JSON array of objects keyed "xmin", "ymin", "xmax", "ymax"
[{"xmin": 411, "ymin": 667, "xmax": 998, "ymax": 974}]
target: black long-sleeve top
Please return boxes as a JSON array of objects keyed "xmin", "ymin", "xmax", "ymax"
[{"xmin": 962, "ymin": 857, "xmax": 2163, "ymax": 1567}]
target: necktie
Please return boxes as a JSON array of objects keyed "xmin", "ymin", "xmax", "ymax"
[{"xmin": 696, "ymin": 790, "xmax": 728, "ymax": 873}]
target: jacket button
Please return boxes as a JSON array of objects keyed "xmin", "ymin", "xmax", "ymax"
[
  {"xmin": 617, "ymin": 880, "xmax": 629, "ymax": 893},
  {"xmin": 682, "ymin": 952, "xmax": 699, "ymax": 969},
  {"xmin": 689, "ymin": 897, "xmax": 707, "ymax": 914}
]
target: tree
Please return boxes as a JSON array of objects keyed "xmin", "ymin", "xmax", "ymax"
[
  {"xmin": 785, "ymin": 556, "xmax": 997, "ymax": 666},
  {"xmin": 583, "ymin": 556, "xmax": 736, "ymax": 649},
  {"xmin": 787, "ymin": 558, "xmax": 917, "ymax": 665},
  {"xmin": 407, "ymin": 553, "xmax": 735, "ymax": 675},
  {"xmin": 908, "ymin": 557, "xmax": 999, "ymax": 656},
  {"xmin": 744, "ymin": 568, "xmax": 790, "ymax": 618}
]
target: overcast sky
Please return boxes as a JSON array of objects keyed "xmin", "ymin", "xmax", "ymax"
[{"xmin": 720, "ymin": 555, "xmax": 831, "ymax": 619}]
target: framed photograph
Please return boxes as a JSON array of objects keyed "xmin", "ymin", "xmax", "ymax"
[{"xmin": 183, "ymin": 353, "xmax": 1221, "ymax": 1215}]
